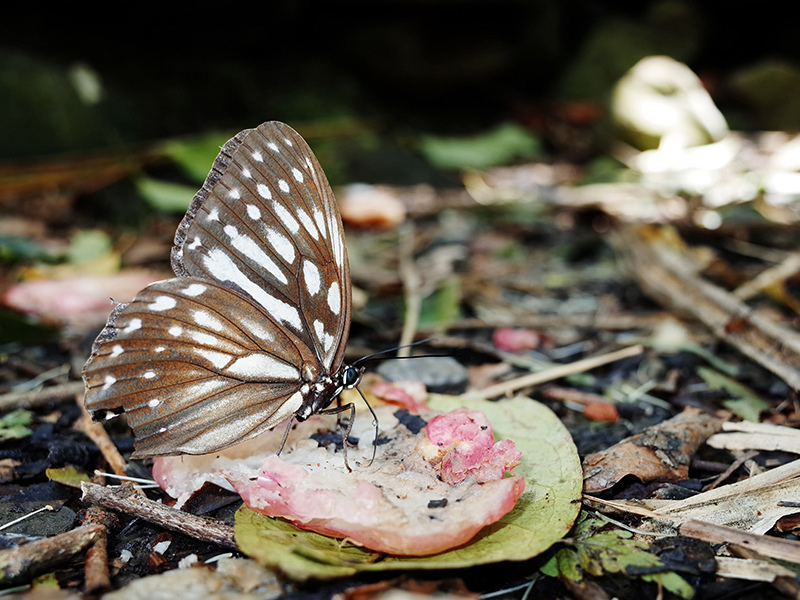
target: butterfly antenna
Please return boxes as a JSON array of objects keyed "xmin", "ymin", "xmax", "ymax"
[{"xmin": 351, "ymin": 337, "xmax": 438, "ymax": 366}]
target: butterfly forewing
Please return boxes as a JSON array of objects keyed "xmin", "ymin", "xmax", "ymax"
[{"xmin": 83, "ymin": 122, "xmax": 352, "ymax": 458}]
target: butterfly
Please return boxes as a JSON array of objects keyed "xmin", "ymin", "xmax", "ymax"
[{"xmin": 83, "ymin": 121, "xmax": 364, "ymax": 461}]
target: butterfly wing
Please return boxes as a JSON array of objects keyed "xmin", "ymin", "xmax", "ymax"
[
  {"xmin": 83, "ymin": 122, "xmax": 352, "ymax": 457},
  {"xmin": 172, "ymin": 122, "xmax": 351, "ymax": 372}
]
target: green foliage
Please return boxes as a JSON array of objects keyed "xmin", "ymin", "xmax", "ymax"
[
  {"xmin": 542, "ymin": 513, "xmax": 694, "ymax": 599},
  {"xmin": 420, "ymin": 123, "xmax": 542, "ymax": 171},
  {"xmin": 417, "ymin": 277, "xmax": 462, "ymax": 331},
  {"xmin": 0, "ymin": 235, "xmax": 55, "ymax": 264},
  {"xmin": 162, "ymin": 133, "xmax": 232, "ymax": 184},
  {"xmin": 134, "ymin": 175, "xmax": 196, "ymax": 213},
  {"xmin": 0, "ymin": 409, "xmax": 33, "ymax": 440},
  {"xmin": 67, "ymin": 229, "xmax": 113, "ymax": 265},
  {"xmin": 697, "ymin": 367, "xmax": 770, "ymax": 422}
]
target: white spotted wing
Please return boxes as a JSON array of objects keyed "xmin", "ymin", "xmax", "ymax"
[{"xmin": 83, "ymin": 122, "xmax": 352, "ymax": 457}]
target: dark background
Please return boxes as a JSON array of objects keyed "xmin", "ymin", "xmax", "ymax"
[{"xmin": 1, "ymin": 1, "xmax": 799, "ymax": 169}]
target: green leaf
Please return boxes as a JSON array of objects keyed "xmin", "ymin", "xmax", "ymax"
[
  {"xmin": 697, "ymin": 367, "xmax": 770, "ymax": 422},
  {"xmin": 420, "ymin": 123, "xmax": 542, "ymax": 171},
  {"xmin": 0, "ymin": 409, "xmax": 33, "ymax": 440},
  {"xmin": 67, "ymin": 229, "xmax": 113, "ymax": 265},
  {"xmin": 545, "ymin": 514, "xmax": 695, "ymax": 598},
  {"xmin": 235, "ymin": 395, "xmax": 582, "ymax": 580},
  {"xmin": 641, "ymin": 572, "xmax": 694, "ymax": 599},
  {"xmin": 46, "ymin": 466, "xmax": 92, "ymax": 488},
  {"xmin": 134, "ymin": 175, "xmax": 196, "ymax": 213},
  {"xmin": 417, "ymin": 277, "xmax": 462, "ymax": 330},
  {"xmin": 162, "ymin": 133, "xmax": 231, "ymax": 184}
]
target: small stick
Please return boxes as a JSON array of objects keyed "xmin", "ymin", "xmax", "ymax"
[
  {"xmin": 75, "ymin": 393, "xmax": 138, "ymax": 494},
  {"xmin": 79, "ymin": 506, "xmax": 118, "ymax": 593},
  {"xmin": 397, "ymin": 222, "xmax": 422, "ymax": 357},
  {"xmin": 80, "ymin": 482, "xmax": 237, "ymax": 550},
  {"xmin": 0, "ymin": 381, "xmax": 85, "ymax": 411},
  {"xmin": 0, "ymin": 524, "xmax": 103, "ymax": 586},
  {"xmin": 474, "ymin": 344, "xmax": 644, "ymax": 400},
  {"xmin": 681, "ymin": 519, "xmax": 800, "ymax": 565}
]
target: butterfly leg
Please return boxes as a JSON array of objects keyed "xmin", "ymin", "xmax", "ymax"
[
  {"xmin": 276, "ymin": 415, "xmax": 296, "ymax": 456},
  {"xmin": 317, "ymin": 402, "xmax": 356, "ymax": 472}
]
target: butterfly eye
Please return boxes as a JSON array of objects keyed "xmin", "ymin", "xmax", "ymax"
[{"xmin": 343, "ymin": 366, "xmax": 362, "ymax": 389}]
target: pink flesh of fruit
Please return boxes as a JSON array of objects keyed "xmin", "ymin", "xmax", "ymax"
[{"xmin": 153, "ymin": 405, "xmax": 524, "ymax": 556}]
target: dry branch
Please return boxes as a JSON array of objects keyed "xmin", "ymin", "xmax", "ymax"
[
  {"xmin": 80, "ymin": 482, "xmax": 236, "ymax": 549},
  {"xmin": 613, "ymin": 225, "xmax": 800, "ymax": 390}
]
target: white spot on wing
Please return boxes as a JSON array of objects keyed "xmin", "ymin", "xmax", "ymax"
[
  {"xmin": 242, "ymin": 168, "xmax": 252, "ymax": 179},
  {"xmin": 191, "ymin": 331, "xmax": 218, "ymax": 346},
  {"xmin": 202, "ymin": 249, "xmax": 302, "ymax": 331},
  {"xmin": 183, "ymin": 283, "xmax": 206, "ymax": 297},
  {"xmin": 296, "ymin": 208, "xmax": 319, "ymax": 240},
  {"xmin": 314, "ymin": 320, "xmax": 334, "ymax": 352},
  {"xmin": 273, "ymin": 201, "xmax": 299, "ymax": 233},
  {"xmin": 155, "ymin": 346, "xmax": 165, "ymax": 353},
  {"xmin": 284, "ymin": 137, "xmax": 293, "ymax": 147},
  {"xmin": 207, "ymin": 207, "xmax": 219, "ymax": 221},
  {"xmin": 313, "ymin": 208, "xmax": 327, "ymax": 239},
  {"xmin": 143, "ymin": 371, "xmax": 156, "ymax": 379},
  {"xmin": 123, "ymin": 318, "xmax": 141, "ymax": 333},
  {"xmin": 246, "ymin": 204, "xmax": 261, "ymax": 220},
  {"xmin": 102, "ymin": 375, "xmax": 116, "ymax": 390},
  {"xmin": 192, "ymin": 310, "xmax": 224, "ymax": 331},
  {"xmin": 292, "ymin": 168, "xmax": 304, "ymax": 182},
  {"xmin": 267, "ymin": 142, "xmax": 279, "ymax": 152},
  {"xmin": 168, "ymin": 325, "xmax": 182, "ymax": 336},
  {"xmin": 222, "ymin": 225, "xmax": 287, "ymax": 285},
  {"xmin": 188, "ymin": 237, "xmax": 202, "ymax": 250},
  {"xmin": 252, "ymin": 151, "xmax": 264, "ymax": 162},
  {"xmin": 328, "ymin": 281, "xmax": 341, "ymax": 315},
  {"xmin": 278, "ymin": 180, "xmax": 290, "ymax": 193},
  {"xmin": 266, "ymin": 228, "xmax": 295, "ymax": 263},
  {"xmin": 303, "ymin": 261, "xmax": 321, "ymax": 295},
  {"xmin": 149, "ymin": 296, "xmax": 176, "ymax": 311},
  {"xmin": 195, "ymin": 348, "xmax": 232, "ymax": 370},
  {"xmin": 239, "ymin": 317, "xmax": 275, "ymax": 341},
  {"xmin": 226, "ymin": 354, "xmax": 299, "ymax": 380},
  {"xmin": 148, "ymin": 398, "xmax": 160, "ymax": 407},
  {"xmin": 110, "ymin": 344, "xmax": 124, "ymax": 358},
  {"xmin": 229, "ymin": 188, "xmax": 241, "ymax": 200},
  {"xmin": 257, "ymin": 184, "xmax": 271, "ymax": 199}
]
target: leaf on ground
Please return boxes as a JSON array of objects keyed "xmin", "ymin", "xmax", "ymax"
[
  {"xmin": 0, "ymin": 409, "xmax": 33, "ymax": 440},
  {"xmin": 46, "ymin": 466, "xmax": 92, "ymax": 488},
  {"xmin": 698, "ymin": 367, "xmax": 770, "ymax": 422},
  {"xmin": 235, "ymin": 395, "xmax": 582, "ymax": 580},
  {"xmin": 545, "ymin": 514, "xmax": 694, "ymax": 599},
  {"xmin": 420, "ymin": 123, "xmax": 542, "ymax": 170}
]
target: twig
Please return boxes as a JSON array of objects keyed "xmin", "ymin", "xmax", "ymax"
[
  {"xmin": 398, "ymin": 222, "xmax": 421, "ymax": 357},
  {"xmin": 680, "ymin": 519, "xmax": 800, "ymax": 565},
  {"xmin": 75, "ymin": 393, "xmax": 136, "ymax": 492},
  {"xmin": 0, "ymin": 381, "xmax": 85, "ymax": 411},
  {"xmin": 445, "ymin": 312, "xmax": 673, "ymax": 332},
  {"xmin": 78, "ymin": 506, "xmax": 118, "ymax": 593},
  {"xmin": 613, "ymin": 225, "xmax": 800, "ymax": 391},
  {"xmin": 80, "ymin": 482, "xmax": 237, "ymax": 550},
  {"xmin": 473, "ymin": 344, "xmax": 644, "ymax": 400},
  {"xmin": 0, "ymin": 524, "xmax": 103, "ymax": 586}
]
